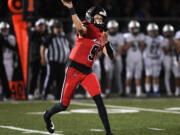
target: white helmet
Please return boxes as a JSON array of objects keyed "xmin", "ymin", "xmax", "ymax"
[
  {"xmin": 146, "ymin": 23, "xmax": 159, "ymax": 32},
  {"xmin": 0, "ymin": 21, "xmax": 10, "ymax": 36},
  {"xmin": 107, "ymin": 20, "xmax": 119, "ymax": 29},
  {"xmin": 162, "ymin": 24, "xmax": 174, "ymax": 38},
  {"xmin": 128, "ymin": 20, "xmax": 140, "ymax": 34},
  {"xmin": 162, "ymin": 24, "xmax": 174, "ymax": 33}
]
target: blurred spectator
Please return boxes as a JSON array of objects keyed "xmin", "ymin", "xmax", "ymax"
[
  {"xmin": 2, "ymin": 0, "xmax": 180, "ymax": 18},
  {"xmin": 93, "ymin": 0, "xmax": 103, "ymax": 7},
  {"xmin": 135, "ymin": 0, "xmax": 152, "ymax": 18},
  {"xmin": 103, "ymin": 0, "xmax": 121, "ymax": 17},
  {"xmin": 159, "ymin": 0, "xmax": 172, "ymax": 17},
  {"xmin": 122, "ymin": 0, "xmax": 135, "ymax": 17},
  {"xmin": 28, "ymin": 18, "xmax": 48, "ymax": 100},
  {"xmin": 41, "ymin": 19, "xmax": 70, "ymax": 100}
]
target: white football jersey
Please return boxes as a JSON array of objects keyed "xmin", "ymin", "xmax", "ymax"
[
  {"xmin": 144, "ymin": 35, "xmax": 163, "ymax": 59},
  {"xmin": 174, "ymin": 31, "xmax": 180, "ymax": 63},
  {"xmin": 3, "ymin": 34, "xmax": 16, "ymax": 60},
  {"xmin": 108, "ymin": 33, "xmax": 124, "ymax": 52},
  {"xmin": 175, "ymin": 31, "xmax": 180, "ymax": 40},
  {"xmin": 124, "ymin": 33, "xmax": 145, "ymax": 58}
]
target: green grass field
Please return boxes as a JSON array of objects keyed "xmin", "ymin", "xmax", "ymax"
[{"xmin": 1, "ymin": 98, "xmax": 180, "ymax": 135}]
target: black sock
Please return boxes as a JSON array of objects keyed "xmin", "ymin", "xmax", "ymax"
[
  {"xmin": 46, "ymin": 103, "xmax": 67, "ymax": 118},
  {"xmin": 93, "ymin": 95, "xmax": 111, "ymax": 134}
]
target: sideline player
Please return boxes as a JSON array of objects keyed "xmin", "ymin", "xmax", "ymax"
[
  {"xmin": 124, "ymin": 20, "xmax": 145, "ymax": 97},
  {"xmin": 143, "ymin": 23, "xmax": 164, "ymax": 96},
  {"xmin": 104, "ymin": 20, "xmax": 124, "ymax": 96},
  {"xmin": 162, "ymin": 24, "xmax": 180, "ymax": 96},
  {"xmin": 43, "ymin": 0, "xmax": 114, "ymax": 135}
]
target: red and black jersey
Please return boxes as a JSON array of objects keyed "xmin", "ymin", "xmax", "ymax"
[{"xmin": 69, "ymin": 21, "xmax": 105, "ymax": 68}]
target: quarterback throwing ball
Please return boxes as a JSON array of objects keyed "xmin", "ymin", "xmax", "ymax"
[{"xmin": 43, "ymin": 0, "xmax": 114, "ymax": 135}]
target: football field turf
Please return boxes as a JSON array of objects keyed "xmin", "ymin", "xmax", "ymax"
[{"xmin": 1, "ymin": 98, "xmax": 180, "ymax": 135}]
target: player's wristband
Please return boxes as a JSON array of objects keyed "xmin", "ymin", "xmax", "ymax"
[{"xmin": 69, "ymin": 8, "xmax": 76, "ymax": 15}]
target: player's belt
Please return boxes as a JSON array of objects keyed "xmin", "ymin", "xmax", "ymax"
[{"xmin": 67, "ymin": 60, "xmax": 92, "ymax": 75}]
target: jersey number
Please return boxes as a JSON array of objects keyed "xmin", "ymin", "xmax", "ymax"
[
  {"xmin": 88, "ymin": 45, "xmax": 100, "ymax": 61},
  {"xmin": 150, "ymin": 44, "xmax": 159, "ymax": 55}
]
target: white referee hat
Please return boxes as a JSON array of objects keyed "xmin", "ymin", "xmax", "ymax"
[{"xmin": 35, "ymin": 18, "xmax": 46, "ymax": 26}]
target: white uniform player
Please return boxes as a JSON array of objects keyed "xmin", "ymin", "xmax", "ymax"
[
  {"xmin": 124, "ymin": 20, "xmax": 145, "ymax": 97},
  {"xmin": 144, "ymin": 23, "xmax": 164, "ymax": 96},
  {"xmin": 173, "ymin": 30, "xmax": 180, "ymax": 96},
  {"xmin": 104, "ymin": 20, "xmax": 124, "ymax": 96},
  {"xmin": 0, "ymin": 22, "xmax": 16, "ymax": 82},
  {"xmin": 162, "ymin": 24, "xmax": 180, "ymax": 96}
]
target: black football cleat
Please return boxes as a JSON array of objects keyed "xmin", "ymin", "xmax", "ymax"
[{"xmin": 43, "ymin": 110, "xmax": 55, "ymax": 133}]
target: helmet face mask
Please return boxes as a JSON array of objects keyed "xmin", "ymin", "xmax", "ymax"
[
  {"xmin": 164, "ymin": 31, "xmax": 173, "ymax": 38},
  {"xmin": 148, "ymin": 30, "xmax": 158, "ymax": 37},
  {"xmin": 85, "ymin": 6, "xmax": 107, "ymax": 31},
  {"xmin": 131, "ymin": 27, "xmax": 140, "ymax": 35}
]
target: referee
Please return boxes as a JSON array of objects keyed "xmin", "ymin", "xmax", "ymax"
[{"xmin": 41, "ymin": 20, "xmax": 70, "ymax": 100}]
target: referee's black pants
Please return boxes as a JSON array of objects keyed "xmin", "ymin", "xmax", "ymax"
[
  {"xmin": 43, "ymin": 61, "xmax": 65, "ymax": 100},
  {"xmin": 0, "ymin": 61, "xmax": 11, "ymax": 98}
]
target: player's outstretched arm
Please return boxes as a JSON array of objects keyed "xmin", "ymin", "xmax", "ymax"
[{"xmin": 61, "ymin": 0, "xmax": 87, "ymax": 36}]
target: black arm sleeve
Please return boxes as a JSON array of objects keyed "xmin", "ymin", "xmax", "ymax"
[
  {"xmin": 42, "ymin": 34, "xmax": 52, "ymax": 48},
  {"xmin": 105, "ymin": 42, "xmax": 114, "ymax": 60}
]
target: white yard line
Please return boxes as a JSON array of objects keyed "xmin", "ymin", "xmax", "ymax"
[
  {"xmin": 0, "ymin": 125, "xmax": 63, "ymax": 135},
  {"xmin": 90, "ymin": 129, "xmax": 104, "ymax": 132},
  {"xmin": 71, "ymin": 101, "xmax": 180, "ymax": 114},
  {"xmin": 148, "ymin": 128, "xmax": 165, "ymax": 131}
]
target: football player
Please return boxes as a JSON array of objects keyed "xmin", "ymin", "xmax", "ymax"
[
  {"xmin": 124, "ymin": 20, "xmax": 145, "ymax": 97},
  {"xmin": 0, "ymin": 21, "xmax": 16, "ymax": 100},
  {"xmin": 0, "ymin": 21, "xmax": 16, "ymax": 82},
  {"xmin": 143, "ymin": 23, "xmax": 164, "ymax": 96},
  {"xmin": 173, "ymin": 30, "xmax": 180, "ymax": 96},
  {"xmin": 162, "ymin": 24, "xmax": 180, "ymax": 96},
  {"xmin": 104, "ymin": 20, "xmax": 124, "ymax": 96},
  {"xmin": 43, "ymin": 0, "xmax": 114, "ymax": 135}
]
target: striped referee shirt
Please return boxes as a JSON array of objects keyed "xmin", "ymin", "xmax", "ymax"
[{"xmin": 43, "ymin": 34, "xmax": 70, "ymax": 63}]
